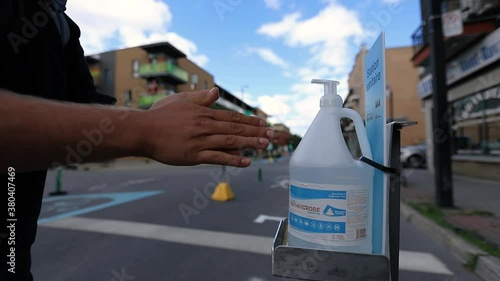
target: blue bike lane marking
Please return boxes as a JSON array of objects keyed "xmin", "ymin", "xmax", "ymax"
[{"xmin": 38, "ymin": 191, "xmax": 163, "ymax": 224}]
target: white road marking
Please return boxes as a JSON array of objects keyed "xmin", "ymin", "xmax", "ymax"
[
  {"xmin": 41, "ymin": 217, "xmax": 454, "ymax": 275},
  {"xmin": 270, "ymin": 176, "xmax": 289, "ymax": 189},
  {"xmin": 120, "ymin": 177, "xmax": 155, "ymax": 187},
  {"xmin": 41, "ymin": 217, "xmax": 272, "ymax": 255},
  {"xmin": 248, "ymin": 277, "xmax": 266, "ymax": 281},
  {"xmin": 254, "ymin": 215, "xmax": 286, "ymax": 224},
  {"xmin": 399, "ymin": 250, "xmax": 453, "ymax": 275},
  {"xmin": 88, "ymin": 183, "xmax": 107, "ymax": 191}
]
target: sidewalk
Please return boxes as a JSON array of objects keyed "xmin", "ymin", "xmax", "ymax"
[{"xmin": 401, "ymin": 168, "xmax": 500, "ymax": 281}]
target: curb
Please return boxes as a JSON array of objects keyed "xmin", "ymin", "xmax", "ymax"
[{"xmin": 400, "ymin": 203, "xmax": 500, "ymax": 281}]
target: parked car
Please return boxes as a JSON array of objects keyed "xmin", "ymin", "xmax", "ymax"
[{"xmin": 401, "ymin": 144, "xmax": 427, "ymax": 168}]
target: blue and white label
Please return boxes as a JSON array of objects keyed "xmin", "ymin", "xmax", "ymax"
[{"xmin": 289, "ymin": 181, "xmax": 368, "ymax": 243}]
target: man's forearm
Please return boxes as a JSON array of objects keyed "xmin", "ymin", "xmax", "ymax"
[
  {"xmin": 1, "ymin": 87, "xmax": 274, "ymax": 171},
  {"xmin": 0, "ymin": 90, "xmax": 145, "ymax": 171}
]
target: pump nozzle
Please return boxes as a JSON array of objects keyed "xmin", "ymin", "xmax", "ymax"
[{"xmin": 311, "ymin": 79, "xmax": 343, "ymax": 107}]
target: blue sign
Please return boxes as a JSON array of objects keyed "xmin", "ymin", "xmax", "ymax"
[{"xmin": 364, "ymin": 32, "xmax": 387, "ymax": 255}]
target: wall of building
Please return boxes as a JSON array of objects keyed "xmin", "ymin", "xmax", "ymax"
[
  {"xmin": 346, "ymin": 45, "xmax": 426, "ymax": 147},
  {"xmin": 386, "ymin": 47, "xmax": 426, "ymax": 146},
  {"xmin": 346, "ymin": 46, "xmax": 367, "ymax": 117},
  {"xmin": 177, "ymin": 58, "xmax": 214, "ymax": 93},
  {"xmin": 114, "ymin": 47, "xmax": 150, "ymax": 107}
]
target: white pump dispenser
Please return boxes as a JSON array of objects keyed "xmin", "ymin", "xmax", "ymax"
[{"xmin": 287, "ymin": 79, "xmax": 374, "ymax": 254}]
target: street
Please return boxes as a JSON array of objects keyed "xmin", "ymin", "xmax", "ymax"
[{"xmin": 31, "ymin": 160, "xmax": 482, "ymax": 281}]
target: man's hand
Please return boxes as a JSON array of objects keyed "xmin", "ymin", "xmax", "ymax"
[
  {"xmin": 140, "ymin": 87, "xmax": 273, "ymax": 167},
  {"xmin": 0, "ymin": 88, "xmax": 273, "ymax": 171}
]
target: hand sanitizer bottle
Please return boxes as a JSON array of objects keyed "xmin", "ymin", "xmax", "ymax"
[{"xmin": 287, "ymin": 79, "xmax": 374, "ymax": 254}]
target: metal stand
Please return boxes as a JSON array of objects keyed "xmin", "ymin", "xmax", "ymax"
[{"xmin": 272, "ymin": 121, "xmax": 416, "ymax": 281}]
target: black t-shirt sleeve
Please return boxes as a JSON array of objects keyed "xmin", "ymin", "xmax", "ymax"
[{"xmin": 64, "ymin": 15, "xmax": 116, "ymax": 105}]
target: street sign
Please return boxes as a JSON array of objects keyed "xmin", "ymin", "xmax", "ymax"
[
  {"xmin": 364, "ymin": 32, "xmax": 387, "ymax": 255},
  {"xmin": 442, "ymin": 10, "xmax": 463, "ymax": 37}
]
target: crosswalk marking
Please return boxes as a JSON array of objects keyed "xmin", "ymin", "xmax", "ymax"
[
  {"xmin": 41, "ymin": 217, "xmax": 273, "ymax": 255},
  {"xmin": 41, "ymin": 216, "xmax": 453, "ymax": 275},
  {"xmin": 399, "ymin": 250, "xmax": 453, "ymax": 275}
]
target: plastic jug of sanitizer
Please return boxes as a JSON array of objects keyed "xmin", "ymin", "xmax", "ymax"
[{"xmin": 287, "ymin": 79, "xmax": 374, "ymax": 254}]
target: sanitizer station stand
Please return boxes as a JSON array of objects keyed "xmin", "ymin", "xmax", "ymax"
[
  {"xmin": 272, "ymin": 121, "xmax": 416, "ymax": 281},
  {"xmin": 272, "ymin": 32, "xmax": 417, "ymax": 280}
]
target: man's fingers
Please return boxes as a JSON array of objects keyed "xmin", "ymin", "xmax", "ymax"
[
  {"xmin": 196, "ymin": 151, "xmax": 251, "ymax": 167},
  {"xmin": 205, "ymin": 121, "xmax": 274, "ymax": 138},
  {"xmin": 202, "ymin": 135, "xmax": 270, "ymax": 150},
  {"xmin": 177, "ymin": 87, "xmax": 219, "ymax": 106},
  {"xmin": 212, "ymin": 110, "xmax": 267, "ymax": 128},
  {"xmin": 223, "ymin": 150, "xmax": 242, "ymax": 156}
]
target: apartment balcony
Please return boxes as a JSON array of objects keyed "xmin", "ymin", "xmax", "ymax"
[
  {"xmin": 411, "ymin": 0, "xmax": 499, "ymax": 67},
  {"xmin": 138, "ymin": 62, "xmax": 189, "ymax": 84}
]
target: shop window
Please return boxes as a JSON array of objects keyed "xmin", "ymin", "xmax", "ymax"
[
  {"xmin": 452, "ymin": 84, "xmax": 500, "ymax": 157},
  {"xmin": 454, "ymin": 123, "xmax": 485, "ymax": 155},
  {"xmin": 487, "ymin": 120, "xmax": 500, "ymax": 156}
]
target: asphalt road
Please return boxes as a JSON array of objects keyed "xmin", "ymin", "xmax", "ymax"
[{"xmin": 29, "ymin": 160, "xmax": 482, "ymax": 281}]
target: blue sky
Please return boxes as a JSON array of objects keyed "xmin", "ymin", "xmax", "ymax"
[{"xmin": 67, "ymin": 0, "xmax": 421, "ymax": 136}]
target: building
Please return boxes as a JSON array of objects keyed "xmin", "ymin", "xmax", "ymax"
[
  {"xmin": 343, "ymin": 45, "xmax": 426, "ymax": 157},
  {"xmin": 271, "ymin": 123, "xmax": 291, "ymax": 156},
  {"xmin": 85, "ymin": 42, "xmax": 261, "ymax": 116},
  {"xmin": 411, "ymin": 0, "xmax": 499, "ymax": 180}
]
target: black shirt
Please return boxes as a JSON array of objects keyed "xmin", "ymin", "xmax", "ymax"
[{"xmin": 1, "ymin": 1, "xmax": 115, "ymax": 280}]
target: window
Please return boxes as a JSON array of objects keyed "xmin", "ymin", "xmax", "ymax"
[
  {"xmin": 452, "ymin": 85, "xmax": 500, "ymax": 157},
  {"xmin": 124, "ymin": 90, "xmax": 132, "ymax": 107},
  {"xmin": 454, "ymin": 122, "xmax": 485, "ymax": 155},
  {"xmin": 132, "ymin": 59, "xmax": 139, "ymax": 78},
  {"xmin": 487, "ymin": 119, "xmax": 500, "ymax": 156}
]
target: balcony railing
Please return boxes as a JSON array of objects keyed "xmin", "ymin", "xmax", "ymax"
[
  {"xmin": 138, "ymin": 93, "xmax": 169, "ymax": 108},
  {"xmin": 138, "ymin": 62, "xmax": 189, "ymax": 83},
  {"xmin": 411, "ymin": 0, "xmax": 499, "ymax": 55},
  {"xmin": 411, "ymin": 22, "xmax": 428, "ymax": 56}
]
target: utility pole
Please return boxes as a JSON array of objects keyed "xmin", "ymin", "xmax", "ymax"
[{"xmin": 427, "ymin": 0, "xmax": 454, "ymax": 207}]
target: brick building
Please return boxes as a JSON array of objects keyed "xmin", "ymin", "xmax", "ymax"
[{"xmin": 343, "ymin": 45, "xmax": 426, "ymax": 157}]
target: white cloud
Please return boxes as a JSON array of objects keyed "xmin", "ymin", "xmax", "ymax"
[
  {"xmin": 263, "ymin": 0, "xmax": 283, "ymax": 10},
  {"xmin": 257, "ymin": 95, "xmax": 292, "ymax": 116},
  {"xmin": 255, "ymin": 0, "xmax": 366, "ymax": 136},
  {"xmin": 247, "ymin": 47, "xmax": 288, "ymax": 68},
  {"xmin": 66, "ymin": 0, "xmax": 208, "ymax": 66}
]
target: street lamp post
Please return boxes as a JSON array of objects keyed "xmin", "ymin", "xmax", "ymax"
[{"xmin": 427, "ymin": 0, "xmax": 454, "ymax": 207}]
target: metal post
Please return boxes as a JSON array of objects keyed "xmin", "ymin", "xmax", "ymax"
[
  {"xmin": 50, "ymin": 167, "xmax": 67, "ymax": 196},
  {"xmin": 427, "ymin": 0, "xmax": 454, "ymax": 207},
  {"xmin": 221, "ymin": 165, "xmax": 227, "ymax": 182}
]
